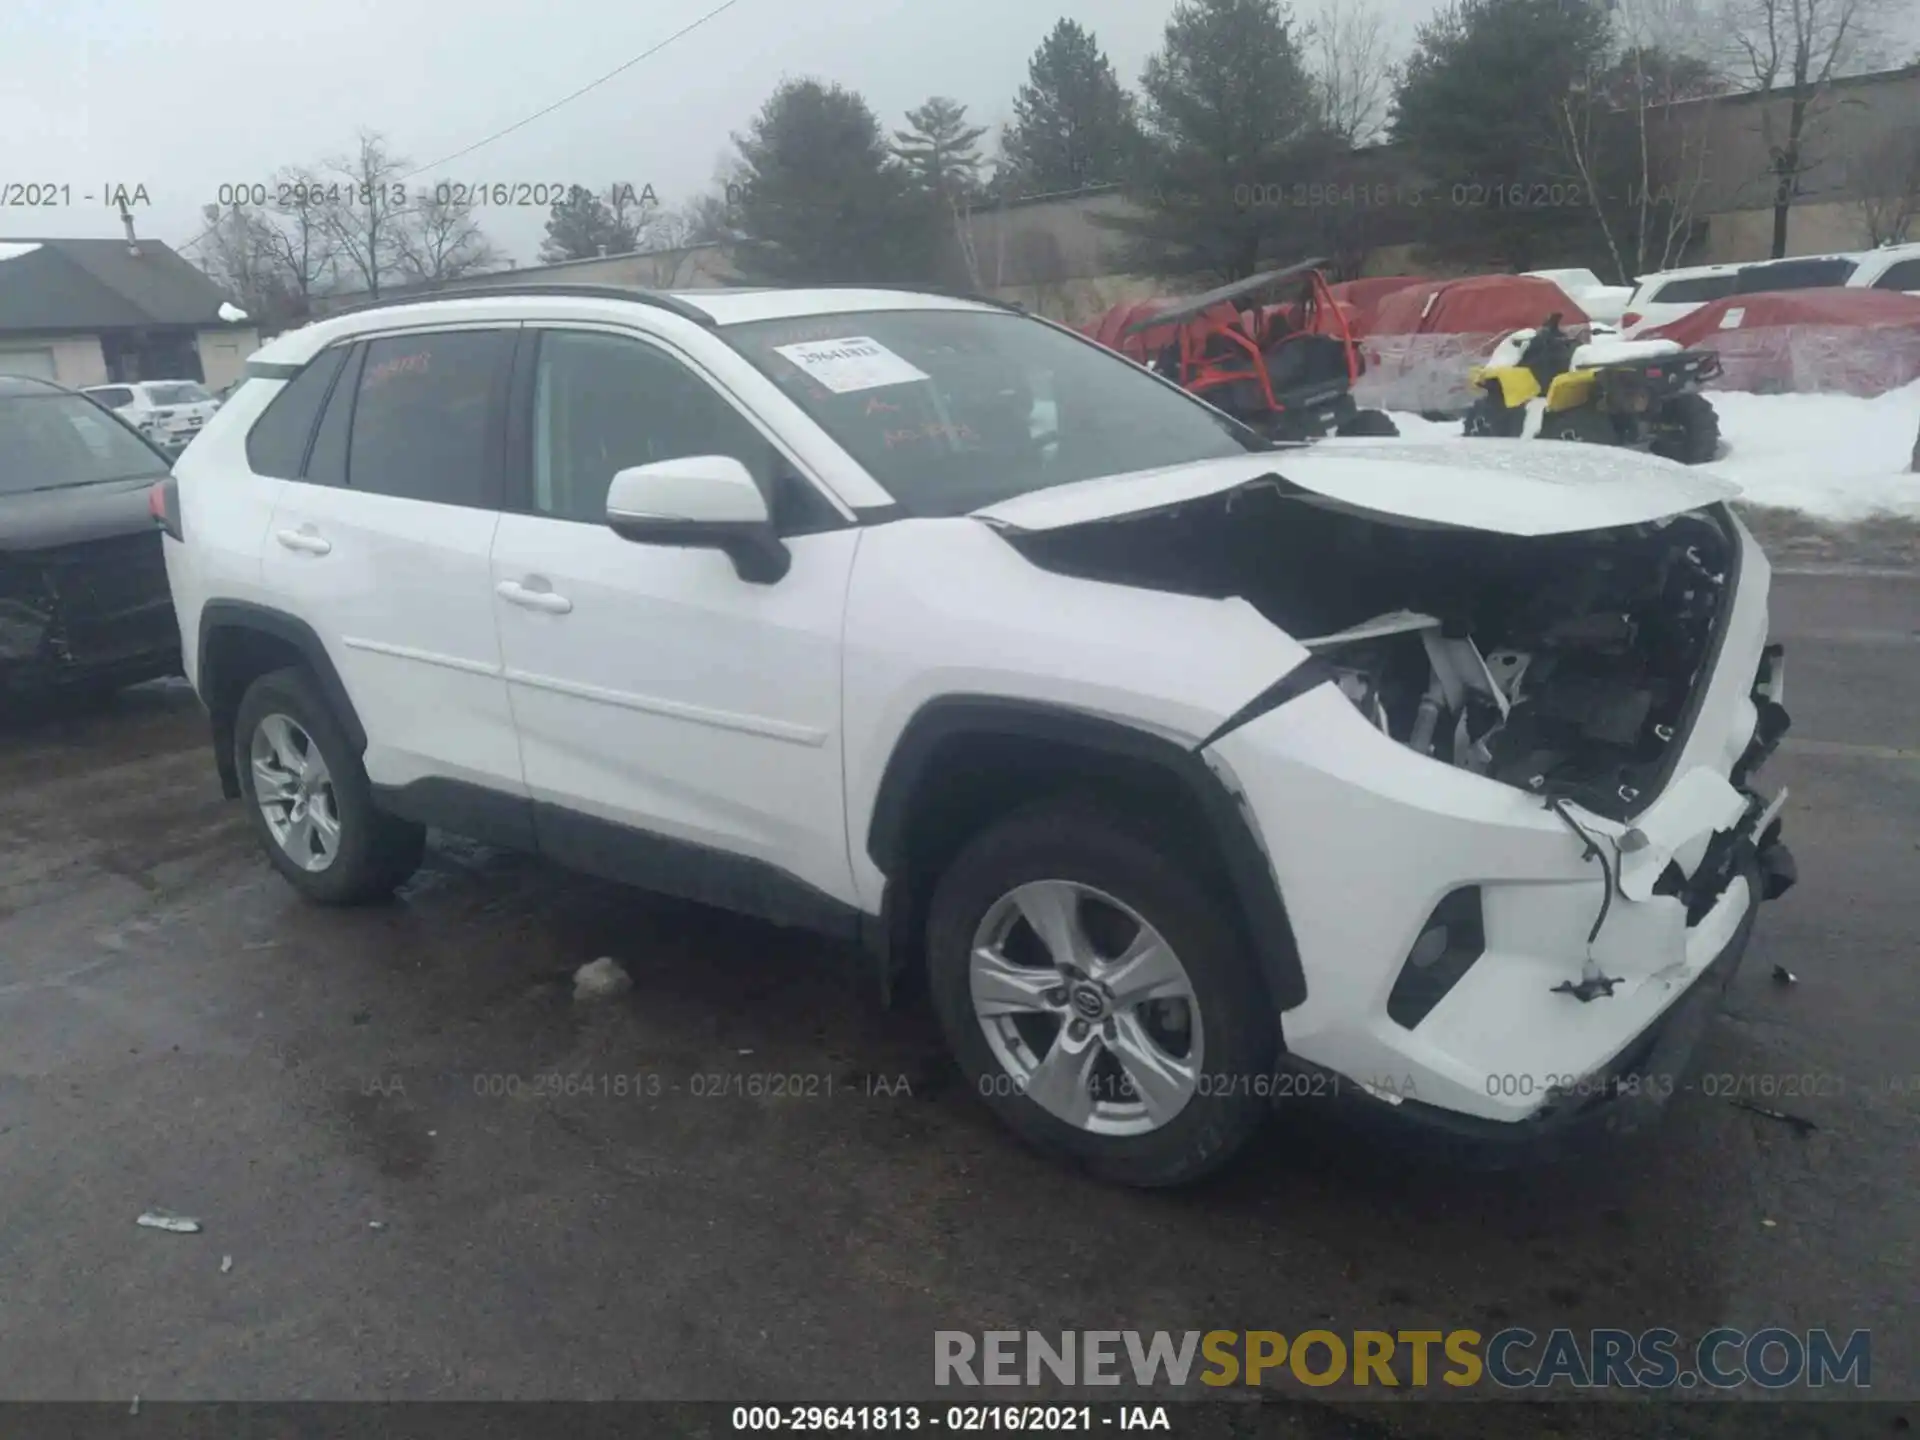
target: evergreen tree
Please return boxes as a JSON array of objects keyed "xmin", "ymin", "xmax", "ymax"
[
  {"xmin": 1391, "ymin": 0, "xmax": 1615, "ymax": 270},
  {"xmin": 1096, "ymin": 0, "xmax": 1333, "ymax": 280},
  {"xmin": 729, "ymin": 79, "xmax": 937, "ymax": 283},
  {"xmin": 998, "ymin": 20, "xmax": 1142, "ymax": 195},
  {"xmin": 539, "ymin": 185, "xmax": 619, "ymax": 264}
]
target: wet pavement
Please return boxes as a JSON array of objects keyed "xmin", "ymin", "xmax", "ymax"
[{"xmin": 0, "ymin": 567, "xmax": 1914, "ymax": 1435}]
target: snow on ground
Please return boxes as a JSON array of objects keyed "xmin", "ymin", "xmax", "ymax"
[{"xmin": 1385, "ymin": 378, "xmax": 1920, "ymax": 522}]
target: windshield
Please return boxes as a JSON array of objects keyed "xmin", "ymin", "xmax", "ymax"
[
  {"xmin": 724, "ymin": 309, "xmax": 1260, "ymax": 516},
  {"xmin": 145, "ymin": 382, "xmax": 213, "ymax": 405},
  {"xmin": 0, "ymin": 394, "xmax": 169, "ymax": 494}
]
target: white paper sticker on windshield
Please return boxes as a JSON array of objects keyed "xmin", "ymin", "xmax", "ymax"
[
  {"xmin": 773, "ymin": 336, "xmax": 930, "ymax": 393},
  {"xmin": 1719, "ymin": 307, "xmax": 1745, "ymax": 329}
]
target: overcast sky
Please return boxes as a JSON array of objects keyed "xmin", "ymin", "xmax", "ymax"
[{"xmin": 4, "ymin": 0, "xmax": 1448, "ymax": 268}]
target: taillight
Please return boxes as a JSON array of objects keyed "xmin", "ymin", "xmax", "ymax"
[
  {"xmin": 1621, "ymin": 310, "xmax": 1643, "ymax": 330},
  {"xmin": 149, "ymin": 476, "xmax": 183, "ymax": 541}
]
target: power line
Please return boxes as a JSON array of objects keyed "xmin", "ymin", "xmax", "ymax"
[
  {"xmin": 400, "ymin": 0, "xmax": 750, "ymax": 181},
  {"xmin": 176, "ymin": 0, "xmax": 749, "ymax": 258}
]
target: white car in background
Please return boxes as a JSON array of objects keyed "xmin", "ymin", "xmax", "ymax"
[
  {"xmin": 83, "ymin": 379, "xmax": 222, "ymax": 450},
  {"xmin": 1618, "ymin": 264, "xmax": 1744, "ymax": 336},
  {"xmin": 1524, "ymin": 268, "xmax": 1635, "ymax": 327}
]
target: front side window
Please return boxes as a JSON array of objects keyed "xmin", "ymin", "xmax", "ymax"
[
  {"xmin": 526, "ymin": 329, "xmax": 834, "ymax": 530},
  {"xmin": 346, "ymin": 330, "xmax": 511, "ymax": 507},
  {"xmin": 88, "ymin": 387, "xmax": 136, "ymax": 408},
  {"xmin": 0, "ymin": 395, "xmax": 169, "ymax": 494},
  {"xmin": 723, "ymin": 309, "xmax": 1259, "ymax": 517}
]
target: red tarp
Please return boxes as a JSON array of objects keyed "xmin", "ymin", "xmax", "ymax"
[
  {"xmin": 1355, "ymin": 275, "xmax": 1591, "ymax": 412},
  {"xmin": 1368, "ymin": 274, "xmax": 1590, "ymax": 336},
  {"xmin": 1326, "ymin": 276, "xmax": 1428, "ymax": 337},
  {"xmin": 1643, "ymin": 287, "xmax": 1920, "ymax": 397}
]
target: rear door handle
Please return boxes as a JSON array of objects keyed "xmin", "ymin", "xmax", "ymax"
[
  {"xmin": 274, "ymin": 528, "xmax": 331, "ymax": 555},
  {"xmin": 496, "ymin": 579, "xmax": 573, "ymax": 614}
]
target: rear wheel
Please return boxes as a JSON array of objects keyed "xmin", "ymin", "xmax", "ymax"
[
  {"xmin": 1335, "ymin": 408, "xmax": 1399, "ymax": 437},
  {"xmin": 925, "ymin": 798, "xmax": 1277, "ymax": 1187},
  {"xmin": 1651, "ymin": 392, "xmax": 1720, "ymax": 465},
  {"xmin": 234, "ymin": 666, "xmax": 425, "ymax": 904}
]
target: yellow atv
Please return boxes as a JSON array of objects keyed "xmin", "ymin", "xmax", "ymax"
[{"xmin": 1463, "ymin": 313, "xmax": 1723, "ymax": 464}]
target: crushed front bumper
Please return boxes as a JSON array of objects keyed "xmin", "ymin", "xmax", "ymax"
[{"xmin": 1202, "ymin": 549, "xmax": 1793, "ymax": 1146}]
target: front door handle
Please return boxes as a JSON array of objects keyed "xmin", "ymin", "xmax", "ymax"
[
  {"xmin": 274, "ymin": 527, "xmax": 331, "ymax": 555},
  {"xmin": 496, "ymin": 579, "xmax": 573, "ymax": 614}
]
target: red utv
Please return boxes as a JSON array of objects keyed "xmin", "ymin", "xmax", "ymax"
[{"xmin": 1088, "ymin": 260, "xmax": 1399, "ymax": 442}]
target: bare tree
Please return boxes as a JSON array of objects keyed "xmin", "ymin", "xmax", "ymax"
[
  {"xmin": 1557, "ymin": 15, "xmax": 1727, "ymax": 282},
  {"xmin": 393, "ymin": 189, "xmax": 502, "ymax": 285},
  {"xmin": 1721, "ymin": 0, "xmax": 1894, "ymax": 256},
  {"xmin": 320, "ymin": 131, "xmax": 413, "ymax": 297},
  {"xmin": 259, "ymin": 167, "xmax": 339, "ymax": 319},
  {"xmin": 1851, "ymin": 122, "xmax": 1920, "ymax": 244},
  {"xmin": 1307, "ymin": 0, "xmax": 1397, "ymax": 146},
  {"xmin": 191, "ymin": 202, "xmax": 284, "ymax": 318}
]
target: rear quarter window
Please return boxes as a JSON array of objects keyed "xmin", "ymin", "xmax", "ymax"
[
  {"xmin": 1872, "ymin": 258, "xmax": 1920, "ymax": 291},
  {"xmin": 245, "ymin": 347, "xmax": 350, "ymax": 478}
]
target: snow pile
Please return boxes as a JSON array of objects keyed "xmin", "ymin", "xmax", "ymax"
[
  {"xmin": 1384, "ymin": 379, "xmax": 1920, "ymax": 521},
  {"xmin": 1696, "ymin": 382, "xmax": 1920, "ymax": 520}
]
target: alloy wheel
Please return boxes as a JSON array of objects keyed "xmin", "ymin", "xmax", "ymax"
[
  {"xmin": 250, "ymin": 713, "xmax": 341, "ymax": 872},
  {"xmin": 969, "ymin": 879, "xmax": 1204, "ymax": 1137}
]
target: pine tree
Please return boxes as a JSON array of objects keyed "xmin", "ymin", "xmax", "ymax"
[
  {"xmin": 998, "ymin": 20, "xmax": 1142, "ymax": 196},
  {"xmin": 1095, "ymin": 0, "xmax": 1332, "ymax": 280},
  {"xmin": 539, "ymin": 185, "xmax": 618, "ymax": 264},
  {"xmin": 729, "ymin": 79, "xmax": 939, "ymax": 283},
  {"xmin": 895, "ymin": 97, "xmax": 989, "ymax": 287}
]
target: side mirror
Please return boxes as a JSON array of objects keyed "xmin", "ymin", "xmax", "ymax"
[{"xmin": 605, "ymin": 455, "xmax": 790, "ymax": 584}]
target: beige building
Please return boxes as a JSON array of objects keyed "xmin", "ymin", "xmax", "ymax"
[{"xmin": 0, "ymin": 236, "xmax": 260, "ymax": 389}]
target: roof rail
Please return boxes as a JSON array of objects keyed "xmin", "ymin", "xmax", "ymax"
[
  {"xmin": 324, "ymin": 282, "xmax": 718, "ymax": 326},
  {"xmin": 794, "ymin": 281, "xmax": 1026, "ymax": 312}
]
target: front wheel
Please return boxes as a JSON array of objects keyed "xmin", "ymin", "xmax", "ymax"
[
  {"xmin": 925, "ymin": 799, "xmax": 1277, "ymax": 1187},
  {"xmin": 1463, "ymin": 396, "xmax": 1522, "ymax": 438}
]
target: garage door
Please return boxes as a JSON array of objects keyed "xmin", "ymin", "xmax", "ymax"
[{"xmin": 0, "ymin": 347, "xmax": 58, "ymax": 380}]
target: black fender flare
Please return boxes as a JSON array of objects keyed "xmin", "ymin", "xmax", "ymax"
[
  {"xmin": 865, "ymin": 695, "xmax": 1306, "ymax": 1012},
  {"xmin": 197, "ymin": 601, "xmax": 366, "ymax": 796}
]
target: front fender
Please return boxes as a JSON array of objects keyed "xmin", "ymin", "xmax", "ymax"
[{"xmin": 1474, "ymin": 366, "xmax": 1542, "ymax": 408}]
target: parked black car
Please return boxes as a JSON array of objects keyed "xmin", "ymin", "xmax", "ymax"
[{"xmin": 0, "ymin": 375, "xmax": 181, "ymax": 700}]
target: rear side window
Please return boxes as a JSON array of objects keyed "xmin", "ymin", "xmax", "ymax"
[
  {"xmin": 1653, "ymin": 274, "xmax": 1737, "ymax": 304},
  {"xmin": 1735, "ymin": 258, "xmax": 1858, "ymax": 293},
  {"xmin": 245, "ymin": 347, "xmax": 349, "ymax": 478},
  {"xmin": 345, "ymin": 330, "xmax": 511, "ymax": 508},
  {"xmin": 1873, "ymin": 258, "xmax": 1920, "ymax": 290}
]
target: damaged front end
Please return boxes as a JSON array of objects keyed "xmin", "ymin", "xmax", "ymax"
[
  {"xmin": 1000, "ymin": 474, "xmax": 1794, "ymax": 1135},
  {"xmin": 0, "ymin": 533, "xmax": 180, "ymax": 696}
]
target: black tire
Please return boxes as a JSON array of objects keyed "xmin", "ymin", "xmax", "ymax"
[
  {"xmin": 1463, "ymin": 396, "xmax": 1522, "ymax": 438},
  {"xmin": 925, "ymin": 798, "xmax": 1277, "ymax": 1188},
  {"xmin": 1651, "ymin": 391, "xmax": 1720, "ymax": 465},
  {"xmin": 1334, "ymin": 408, "xmax": 1399, "ymax": 437},
  {"xmin": 233, "ymin": 666, "xmax": 425, "ymax": 905}
]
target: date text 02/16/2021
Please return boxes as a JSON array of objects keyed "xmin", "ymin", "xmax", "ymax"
[{"xmin": 730, "ymin": 1406, "xmax": 1170, "ymax": 1431}]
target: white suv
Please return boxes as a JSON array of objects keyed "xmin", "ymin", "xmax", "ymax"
[
  {"xmin": 83, "ymin": 379, "xmax": 221, "ymax": 449},
  {"xmin": 154, "ymin": 283, "xmax": 1797, "ymax": 1186}
]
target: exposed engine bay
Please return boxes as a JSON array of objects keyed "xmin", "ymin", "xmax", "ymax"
[{"xmin": 1003, "ymin": 479, "xmax": 1735, "ymax": 820}]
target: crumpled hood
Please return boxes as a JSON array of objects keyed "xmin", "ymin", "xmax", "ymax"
[{"xmin": 973, "ymin": 438, "xmax": 1742, "ymax": 538}]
